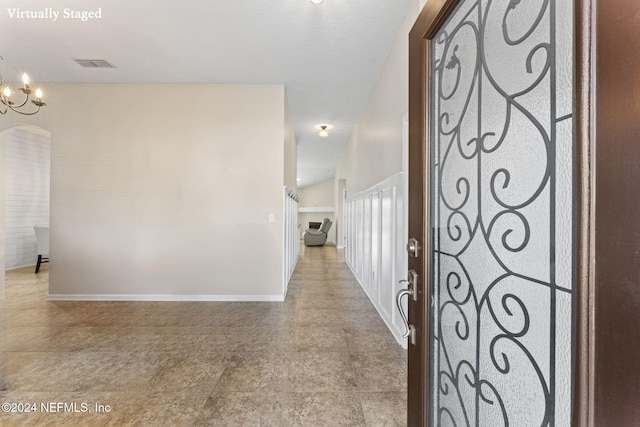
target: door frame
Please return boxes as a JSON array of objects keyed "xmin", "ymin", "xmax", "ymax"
[{"xmin": 407, "ymin": 0, "xmax": 596, "ymax": 425}]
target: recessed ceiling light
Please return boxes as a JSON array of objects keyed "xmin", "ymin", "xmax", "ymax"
[{"xmin": 310, "ymin": 0, "xmax": 324, "ymax": 4}]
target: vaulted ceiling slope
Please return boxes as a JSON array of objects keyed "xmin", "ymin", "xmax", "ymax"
[{"xmin": 3, "ymin": 0, "xmax": 412, "ymax": 188}]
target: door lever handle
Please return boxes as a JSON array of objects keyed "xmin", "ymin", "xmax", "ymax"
[
  {"xmin": 396, "ymin": 289, "xmax": 412, "ymax": 338},
  {"xmin": 396, "ymin": 284, "xmax": 412, "ymax": 339}
]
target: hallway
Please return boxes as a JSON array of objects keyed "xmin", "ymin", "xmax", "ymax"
[{"xmin": 0, "ymin": 246, "xmax": 407, "ymax": 426}]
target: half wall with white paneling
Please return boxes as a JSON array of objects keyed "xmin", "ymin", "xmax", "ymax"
[
  {"xmin": 283, "ymin": 186, "xmax": 299, "ymax": 294},
  {"xmin": 345, "ymin": 173, "xmax": 407, "ymax": 347},
  {"xmin": 4, "ymin": 127, "xmax": 50, "ymax": 270}
]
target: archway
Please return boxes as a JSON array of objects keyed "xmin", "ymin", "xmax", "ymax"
[{"xmin": 0, "ymin": 125, "xmax": 51, "ymax": 300}]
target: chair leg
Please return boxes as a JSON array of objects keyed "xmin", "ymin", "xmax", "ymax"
[{"xmin": 35, "ymin": 255, "xmax": 42, "ymax": 273}]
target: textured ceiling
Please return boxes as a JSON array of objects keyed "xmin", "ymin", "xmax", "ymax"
[{"xmin": 2, "ymin": 0, "xmax": 412, "ymax": 188}]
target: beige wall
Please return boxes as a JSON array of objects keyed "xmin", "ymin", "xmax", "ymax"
[
  {"xmin": 283, "ymin": 94, "xmax": 297, "ymax": 191},
  {"xmin": 336, "ymin": 0, "xmax": 420, "ymax": 194},
  {"xmin": 0, "ymin": 83, "xmax": 288, "ymax": 299},
  {"xmin": 299, "ymin": 178, "xmax": 334, "ymax": 207}
]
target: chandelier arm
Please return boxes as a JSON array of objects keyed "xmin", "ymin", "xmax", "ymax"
[
  {"xmin": 6, "ymin": 103, "xmax": 41, "ymax": 116},
  {"xmin": 0, "ymin": 88, "xmax": 40, "ymax": 115},
  {"xmin": 9, "ymin": 93, "xmax": 30, "ymax": 109},
  {"xmin": 1, "ymin": 93, "xmax": 40, "ymax": 115}
]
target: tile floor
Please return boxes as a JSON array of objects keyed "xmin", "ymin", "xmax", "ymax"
[{"xmin": 0, "ymin": 245, "xmax": 407, "ymax": 426}]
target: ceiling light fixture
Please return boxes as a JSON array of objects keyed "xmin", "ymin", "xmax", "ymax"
[
  {"xmin": 315, "ymin": 123, "xmax": 333, "ymax": 139},
  {"xmin": 0, "ymin": 57, "xmax": 46, "ymax": 116},
  {"xmin": 318, "ymin": 126, "xmax": 329, "ymax": 139},
  {"xmin": 310, "ymin": 0, "xmax": 324, "ymax": 4}
]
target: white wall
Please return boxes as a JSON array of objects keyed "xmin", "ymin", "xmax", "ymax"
[
  {"xmin": 336, "ymin": 0, "xmax": 420, "ymax": 194},
  {"xmin": 299, "ymin": 178, "xmax": 334, "ymax": 207},
  {"xmin": 0, "ymin": 83, "xmax": 288, "ymax": 300},
  {"xmin": 4, "ymin": 127, "xmax": 51, "ymax": 270}
]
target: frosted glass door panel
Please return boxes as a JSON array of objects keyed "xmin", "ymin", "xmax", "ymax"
[{"xmin": 429, "ymin": 0, "xmax": 574, "ymax": 425}]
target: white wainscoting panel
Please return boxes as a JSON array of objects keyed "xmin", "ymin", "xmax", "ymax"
[
  {"xmin": 362, "ymin": 196, "xmax": 372, "ymax": 293},
  {"xmin": 4, "ymin": 128, "xmax": 51, "ymax": 270},
  {"xmin": 370, "ymin": 193, "xmax": 380, "ymax": 302},
  {"xmin": 345, "ymin": 173, "xmax": 408, "ymax": 348},
  {"xmin": 283, "ymin": 187, "xmax": 300, "ymax": 295}
]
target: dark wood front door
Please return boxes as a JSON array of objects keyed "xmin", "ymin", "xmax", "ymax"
[
  {"xmin": 408, "ymin": 2, "xmax": 470, "ymax": 424},
  {"xmin": 406, "ymin": 11, "xmax": 429, "ymax": 424},
  {"xmin": 407, "ymin": 2, "xmax": 461, "ymax": 424}
]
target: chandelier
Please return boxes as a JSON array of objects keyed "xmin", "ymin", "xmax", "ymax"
[{"xmin": 0, "ymin": 58, "xmax": 46, "ymax": 116}]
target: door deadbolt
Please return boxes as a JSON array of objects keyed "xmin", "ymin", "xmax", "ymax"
[{"xmin": 407, "ymin": 238, "xmax": 420, "ymax": 258}]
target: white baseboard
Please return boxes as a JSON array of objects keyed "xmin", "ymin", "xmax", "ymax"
[
  {"xmin": 47, "ymin": 294, "xmax": 285, "ymax": 302},
  {"xmin": 336, "ymin": 245, "xmax": 345, "ymax": 249},
  {"xmin": 5, "ymin": 263, "xmax": 37, "ymax": 271}
]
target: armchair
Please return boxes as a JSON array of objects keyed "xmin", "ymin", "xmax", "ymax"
[{"xmin": 303, "ymin": 218, "xmax": 332, "ymax": 247}]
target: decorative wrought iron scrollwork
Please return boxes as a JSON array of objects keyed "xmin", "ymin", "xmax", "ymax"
[{"xmin": 430, "ymin": 0, "xmax": 573, "ymax": 425}]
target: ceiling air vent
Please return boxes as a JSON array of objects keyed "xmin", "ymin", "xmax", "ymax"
[{"xmin": 73, "ymin": 59, "xmax": 116, "ymax": 69}]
